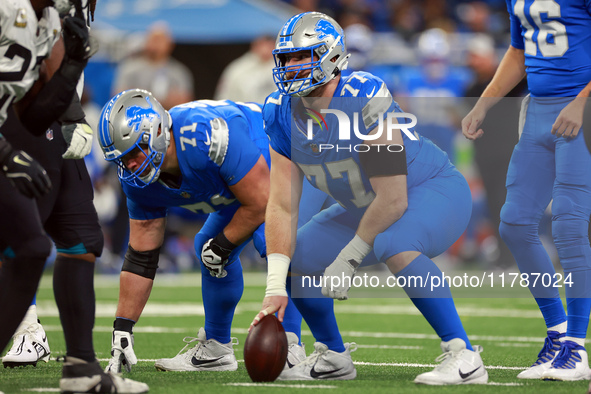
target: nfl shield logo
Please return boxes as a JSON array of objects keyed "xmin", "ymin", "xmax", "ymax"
[
  {"xmin": 181, "ymin": 192, "xmax": 191, "ymax": 198},
  {"xmin": 310, "ymin": 143, "xmax": 319, "ymax": 153},
  {"xmin": 46, "ymin": 129, "xmax": 53, "ymax": 141}
]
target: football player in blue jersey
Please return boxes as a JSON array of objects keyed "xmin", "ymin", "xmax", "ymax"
[
  {"xmin": 97, "ymin": 89, "xmax": 306, "ymax": 373},
  {"xmin": 463, "ymin": 0, "xmax": 591, "ymax": 381},
  {"xmin": 251, "ymin": 11, "xmax": 488, "ymax": 384}
]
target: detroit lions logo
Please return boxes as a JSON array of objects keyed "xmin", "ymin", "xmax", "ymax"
[
  {"xmin": 314, "ymin": 20, "xmax": 345, "ymax": 51},
  {"xmin": 126, "ymin": 97, "xmax": 160, "ymax": 133}
]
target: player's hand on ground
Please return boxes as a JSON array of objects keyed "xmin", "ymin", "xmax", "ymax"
[
  {"xmin": 461, "ymin": 106, "xmax": 487, "ymax": 140},
  {"xmin": 105, "ymin": 331, "xmax": 138, "ymax": 373},
  {"xmin": 322, "ymin": 255, "xmax": 360, "ymax": 300},
  {"xmin": 1, "ymin": 150, "xmax": 51, "ymax": 198},
  {"xmin": 551, "ymin": 97, "xmax": 585, "ymax": 138},
  {"xmin": 250, "ymin": 296, "xmax": 288, "ymax": 330},
  {"xmin": 201, "ymin": 237, "xmax": 233, "ymax": 278},
  {"xmin": 62, "ymin": 122, "xmax": 93, "ymax": 159}
]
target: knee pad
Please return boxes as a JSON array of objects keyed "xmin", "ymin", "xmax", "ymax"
[
  {"xmin": 500, "ymin": 201, "xmax": 539, "ymax": 226},
  {"xmin": 122, "ymin": 245, "xmax": 160, "ymax": 280}
]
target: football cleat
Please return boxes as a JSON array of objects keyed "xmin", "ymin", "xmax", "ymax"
[
  {"xmin": 541, "ymin": 340, "xmax": 591, "ymax": 381},
  {"xmin": 517, "ymin": 330, "xmax": 563, "ymax": 379},
  {"xmin": 414, "ymin": 338, "xmax": 488, "ymax": 385},
  {"xmin": 60, "ymin": 356, "xmax": 149, "ymax": 393},
  {"xmin": 277, "ymin": 342, "xmax": 357, "ymax": 380},
  {"xmin": 105, "ymin": 330, "xmax": 138, "ymax": 373},
  {"xmin": 154, "ymin": 327, "xmax": 238, "ymax": 372},
  {"xmin": 284, "ymin": 332, "xmax": 306, "ymax": 371},
  {"xmin": 2, "ymin": 321, "xmax": 50, "ymax": 368}
]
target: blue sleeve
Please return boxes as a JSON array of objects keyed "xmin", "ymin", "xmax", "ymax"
[
  {"xmin": 219, "ymin": 115, "xmax": 262, "ymax": 186},
  {"xmin": 506, "ymin": 0, "xmax": 525, "ymax": 49},
  {"xmin": 263, "ymin": 95, "xmax": 291, "ymax": 159},
  {"xmin": 586, "ymin": 0, "xmax": 591, "ymax": 14}
]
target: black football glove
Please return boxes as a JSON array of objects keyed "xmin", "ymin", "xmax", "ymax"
[
  {"xmin": 201, "ymin": 232, "xmax": 237, "ymax": 278},
  {"xmin": 0, "ymin": 139, "xmax": 51, "ymax": 199},
  {"xmin": 62, "ymin": 16, "xmax": 92, "ymax": 62}
]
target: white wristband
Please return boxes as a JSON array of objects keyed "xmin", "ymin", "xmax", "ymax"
[{"xmin": 265, "ymin": 253, "xmax": 290, "ymax": 297}]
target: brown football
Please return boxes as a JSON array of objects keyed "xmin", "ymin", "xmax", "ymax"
[{"xmin": 244, "ymin": 314, "xmax": 288, "ymax": 382}]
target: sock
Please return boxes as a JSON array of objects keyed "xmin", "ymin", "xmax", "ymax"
[
  {"xmin": 288, "ymin": 275, "xmax": 345, "ymax": 352},
  {"xmin": 499, "ymin": 221, "xmax": 567, "ymax": 326},
  {"xmin": 548, "ymin": 321, "xmax": 567, "ymax": 334},
  {"xmin": 396, "ymin": 254, "xmax": 473, "ymax": 351},
  {"xmin": 53, "ymin": 255, "xmax": 96, "ymax": 362},
  {"xmin": 114, "ymin": 317, "xmax": 136, "ymax": 334},
  {"xmin": 281, "ymin": 276, "xmax": 303, "ymax": 344},
  {"xmin": 564, "ymin": 336, "xmax": 586, "ymax": 347},
  {"xmin": 536, "ymin": 298, "xmax": 568, "ymax": 329},
  {"xmin": 201, "ymin": 259, "xmax": 243, "ymax": 343}
]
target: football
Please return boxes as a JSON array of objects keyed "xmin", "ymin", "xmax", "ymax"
[{"xmin": 244, "ymin": 314, "xmax": 288, "ymax": 382}]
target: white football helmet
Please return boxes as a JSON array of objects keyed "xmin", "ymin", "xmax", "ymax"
[
  {"xmin": 273, "ymin": 12, "xmax": 350, "ymax": 97},
  {"xmin": 98, "ymin": 89, "xmax": 171, "ymax": 188}
]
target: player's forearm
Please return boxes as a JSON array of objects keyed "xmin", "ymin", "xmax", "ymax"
[
  {"xmin": 223, "ymin": 203, "xmax": 266, "ymax": 246},
  {"xmin": 265, "ymin": 200, "xmax": 297, "ymax": 258},
  {"xmin": 476, "ymin": 46, "xmax": 526, "ymax": 112},
  {"xmin": 357, "ymin": 193, "xmax": 407, "ymax": 245}
]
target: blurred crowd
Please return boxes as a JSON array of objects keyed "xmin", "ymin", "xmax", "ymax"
[{"xmin": 78, "ymin": 0, "xmax": 550, "ymax": 275}]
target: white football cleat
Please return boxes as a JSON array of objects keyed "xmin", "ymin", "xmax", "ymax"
[
  {"xmin": 414, "ymin": 338, "xmax": 488, "ymax": 385},
  {"xmin": 105, "ymin": 330, "xmax": 138, "ymax": 373},
  {"xmin": 284, "ymin": 332, "xmax": 306, "ymax": 371},
  {"xmin": 278, "ymin": 342, "xmax": 357, "ymax": 380},
  {"xmin": 541, "ymin": 341, "xmax": 591, "ymax": 381},
  {"xmin": 2, "ymin": 321, "xmax": 50, "ymax": 368},
  {"xmin": 60, "ymin": 356, "xmax": 148, "ymax": 393},
  {"xmin": 517, "ymin": 331, "xmax": 563, "ymax": 379},
  {"xmin": 154, "ymin": 327, "xmax": 238, "ymax": 372}
]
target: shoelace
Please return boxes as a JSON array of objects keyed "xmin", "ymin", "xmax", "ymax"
[
  {"xmin": 551, "ymin": 343, "xmax": 582, "ymax": 370},
  {"xmin": 175, "ymin": 337, "xmax": 204, "ymax": 360},
  {"xmin": 531, "ymin": 335, "xmax": 561, "ymax": 366}
]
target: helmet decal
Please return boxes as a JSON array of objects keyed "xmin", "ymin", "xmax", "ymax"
[
  {"xmin": 126, "ymin": 97, "xmax": 161, "ymax": 133},
  {"xmin": 314, "ymin": 20, "xmax": 345, "ymax": 51}
]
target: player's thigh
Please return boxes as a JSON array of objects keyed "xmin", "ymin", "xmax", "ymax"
[
  {"xmin": 374, "ymin": 171, "xmax": 472, "ymax": 260},
  {"xmin": 291, "ymin": 204, "xmax": 358, "ymax": 276},
  {"xmin": 44, "ymin": 159, "xmax": 103, "ymax": 256},
  {"xmin": 553, "ymin": 131, "xmax": 591, "ymax": 218}
]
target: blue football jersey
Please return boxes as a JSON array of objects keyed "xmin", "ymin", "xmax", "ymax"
[
  {"xmin": 123, "ymin": 100, "xmax": 268, "ymax": 220},
  {"xmin": 263, "ymin": 71, "xmax": 453, "ymax": 214},
  {"xmin": 507, "ymin": 0, "xmax": 591, "ymax": 97}
]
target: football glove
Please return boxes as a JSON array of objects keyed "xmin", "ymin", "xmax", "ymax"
[
  {"xmin": 0, "ymin": 139, "xmax": 51, "ymax": 199},
  {"xmin": 321, "ymin": 255, "xmax": 360, "ymax": 300},
  {"xmin": 201, "ymin": 233, "xmax": 236, "ymax": 278},
  {"xmin": 62, "ymin": 16, "xmax": 92, "ymax": 62},
  {"xmin": 62, "ymin": 122, "xmax": 93, "ymax": 159},
  {"xmin": 105, "ymin": 330, "xmax": 138, "ymax": 374},
  {"xmin": 321, "ymin": 235, "xmax": 372, "ymax": 300}
]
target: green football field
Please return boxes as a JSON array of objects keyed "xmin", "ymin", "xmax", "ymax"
[{"xmin": 1, "ymin": 272, "xmax": 589, "ymax": 393}]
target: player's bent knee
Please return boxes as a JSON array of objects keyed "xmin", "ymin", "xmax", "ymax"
[
  {"xmin": 13, "ymin": 234, "xmax": 52, "ymax": 261},
  {"xmin": 122, "ymin": 245, "xmax": 161, "ymax": 280}
]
